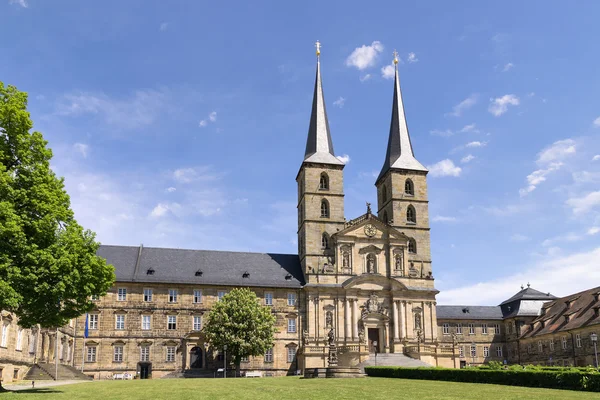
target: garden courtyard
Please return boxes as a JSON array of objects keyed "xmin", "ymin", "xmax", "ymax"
[{"xmin": 3, "ymin": 377, "xmax": 600, "ymax": 400}]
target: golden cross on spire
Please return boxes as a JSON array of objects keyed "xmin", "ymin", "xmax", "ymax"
[
  {"xmin": 393, "ymin": 49, "xmax": 399, "ymax": 66},
  {"xmin": 315, "ymin": 40, "xmax": 321, "ymax": 58}
]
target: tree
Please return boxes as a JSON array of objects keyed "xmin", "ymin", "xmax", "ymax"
[
  {"xmin": 203, "ymin": 288, "xmax": 276, "ymax": 376},
  {"xmin": 0, "ymin": 82, "xmax": 115, "ymax": 328}
]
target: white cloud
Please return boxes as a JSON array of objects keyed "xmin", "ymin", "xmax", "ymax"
[
  {"xmin": 150, "ymin": 203, "xmax": 171, "ymax": 218},
  {"xmin": 519, "ymin": 162, "xmax": 563, "ymax": 196},
  {"xmin": 407, "ymin": 52, "xmax": 418, "ymax": 63},
  {"xmin": 488, "ymin": 94, "xmax": 520, "ymax": 116},
  {"xmin": 381, "ymin": 64, "xmax": 395, "ymax": 80},
  {"xmin": 336, "ymin": 154, "xmax": 350, "ymax": 164},
  {"xmin": 483, "ymin": 204, "xmax": 526, "ymax": 217},
  {"xmin": 592, "ymin": 155, "xmax": 600, "ymax": 161},
  {"xmin": 466, "ymin": 141, "xmax": 486, "ymax": 148},
  {"xmin": 333, "ymin": 97, "xmax": 346, "ymax": 108},
  {"xmin": 460, "ymin": 123, "xmax": 479, "ymax": 133},
  {"xmin": 166, "ymin": 187, "xmax": 177, "ymax": 193},
  {"xmin": 209, "ymin": 111, "xmax": 217, "ymax": 122},
  {"xmin": 445, "ymin": 94, "xmax": 478, "ymax": 117},
  {"xmin": 431, "ymin": 215, "xmax": 457, "ymax": 222},
  {"xmin": 572, "ymin": 171, "xmax": 600, "ymax": 184},
  {"xmin": 502, "ymin": 62, "xmax": 514, "ymax": 72},
  {"xmin": 461, "ymin": 154, "xmax": 475, "ymax": 163},
  {"xmin": 510, "ymin": 234, "xmax": 530, "ymax": 242},
  {"xmin": 427, "ymin": 159, "xmax": 462, "ymax": 177},
  {"xmin": 430, "ymin": 129, "xmax": 454, "ymax": 137},
  {"xmin": 542, "ymin": 232, "xmax": 583, "ymax": 247},
  {"xmin": 9, "ymin": 0, "xmax": 28, "ymax": 7},
  {"xmin": 588, "ymin": 227, "xmax": 600, "ymax": 235},
  {"xmin": 593, "ymin": 117, "xmax": 600, "ymax": 127},
  {"xmin": 520, "ymin": 139, "xmax": 576, "ymax": 196},
  {"xmin": 359, "ymin": 74, "xmax": 372, "ymax": 82},
  {"xmin": 566, "ymin": 191, "xmax": 600, "ymax": 214},
  {"xmin": 173, "ymin": 166, "xmax": 219, "ymax": 184},
  {"xmin": 160, "ymin": 22, "xmax": 169, "ymax": 31},
  {"xmin": 199, "ymin": 120, "xmax": 207, "ymax": 127},
  {"xmin": 73, "ymin": 143, "xmax": 89, "ymax": 158},
  {"xmin": 345, "ymin": 41, "xmax": 384, "ymax": 70},
  {"xmin": 438, "ymin": 247, "xmax": 600, "ymax": 305}
]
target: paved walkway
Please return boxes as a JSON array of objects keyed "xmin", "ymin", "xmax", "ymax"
[{"xmin": 3, "ymin": 380, "xmax": 91, "ymax": 391}]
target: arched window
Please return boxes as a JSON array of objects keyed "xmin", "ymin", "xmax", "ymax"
[
  {"xmin": 320, "ymin": 199, "xmax": 329, "ymax": 218},
  {"xmin": 406, "ymin": 205, "xmax": 416, "ymax": 223},
  {"xmin": 319, "ymin": 173, "xmax": 329, "ymax": 190},
  {"xmin": 405, "ymin": 179, "xmax": 414, "ymax": 195},
  {"xmin": 321, "ymin": 233, "xmax": 329, "ymax": 249},
  {"xmin": 381, "ymin": 184, "xmax": 387, "ymax": 203},
  {"xmin": 408, "ymin": 238, "xmax": 417, "ymax": 254},
  {"xmin": 383, "ymin": 210, "xmax": 389, "ymax": 224}
]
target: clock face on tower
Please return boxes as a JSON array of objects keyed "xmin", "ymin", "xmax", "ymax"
[{"xmin": 364, "ymin": 224, "xmax": 377, "ymax": 237}]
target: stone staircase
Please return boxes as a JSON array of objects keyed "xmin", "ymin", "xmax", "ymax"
[
  {"xmin": 162, "ymin": 369, "xmax": 220, "ymax": 379},
  {"xmin": 357, "ymin": 353, "xmax": 431, "ymax": 372},
  {"xmin": 25, "ymin": 363, "xmax": 92, "ymax": 381}
]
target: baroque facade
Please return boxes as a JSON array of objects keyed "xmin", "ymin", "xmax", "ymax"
[{"xmin": 2, "ymin": 46, "xmax": 599, "ymax": 382}]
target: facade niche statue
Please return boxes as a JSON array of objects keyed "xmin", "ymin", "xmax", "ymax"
[
  {"xmin": 325, "ymin": 311, "xmax": 333, "ymax": 328},
  {"xmin": 366, "ymin": 254, "xmax": 375, "ymax": 273}
]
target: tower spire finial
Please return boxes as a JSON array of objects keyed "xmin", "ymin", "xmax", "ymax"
[
  {"xmin": 393, "ymin": 49, "xmax": 399, "ymax": 66},
  {"xmin": 315, "ymin": 40, "xmax": 321, "ymax": 59}
]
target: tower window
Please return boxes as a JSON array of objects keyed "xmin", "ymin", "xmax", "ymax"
[
  {"xmin": 320, "ymin": 199, "xmax": 329, "ymax": 218},
  {"xmin": 407, "ymin": 205, "xmax": 416, "ymax": 223},
  {"xmin": 405, "ymin": 179, "xmax": 414, "ymax": 195},
  {"xmin": 383, "ymin": 210, "xmax": 389, "ymax": 224},
  {"xmin": 319, "ymin": 173, "xmax": 329, "ymax": 190},
  {"xmin": 408, "ymin": 238, "xmax": 417, "ymax": 254},
  {"xmin": 381, "ymin": 184, "xmax": 387, "ymax": 203},
  {"xmin": 321, "ymin": 233, "xmax": 329, "ymax": 249}
]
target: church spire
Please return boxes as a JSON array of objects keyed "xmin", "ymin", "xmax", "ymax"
[
  {"xmin": 377, "ymin": 50, "xmax": 427, "ymax": 182},
  {"xmin": 303, "ymin": 40, "xmax": 343, "ymax": 166}
]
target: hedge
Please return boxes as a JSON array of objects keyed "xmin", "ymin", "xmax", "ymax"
[{"xmin": 364, "ymin": 366, "xmax": 600, "ymax": 392}]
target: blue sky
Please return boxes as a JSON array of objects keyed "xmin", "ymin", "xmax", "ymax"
[{"xmin": 3, "ymin": 0, "xmax": 600, "ymax": 305}]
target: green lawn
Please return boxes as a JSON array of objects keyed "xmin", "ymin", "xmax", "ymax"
[{"xmin": 3, "ymin": 377, "xmax": 600, "ymax": 400}]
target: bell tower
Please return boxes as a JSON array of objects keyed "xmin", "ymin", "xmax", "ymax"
[
  {"xmin": 375, "ymin": 51, "xmax": 432, "ymax": 278},
  {"xmin": 297, "ymin": 41, "xmax": 345, "ymax": 283}
]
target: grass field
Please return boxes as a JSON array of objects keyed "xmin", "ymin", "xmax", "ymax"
[{"xmin": 3, "ymin": 377, "xmax": 600, "ymax": 400}]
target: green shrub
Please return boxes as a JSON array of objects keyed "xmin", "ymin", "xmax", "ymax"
[{"xmin": 364, "ymin": 366, "xmax": 600, "ymax": 392}]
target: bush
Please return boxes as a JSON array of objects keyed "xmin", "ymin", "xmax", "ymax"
[{"xmin": 364, "ymin": 366, "xmax": 600, "ymax": 392}]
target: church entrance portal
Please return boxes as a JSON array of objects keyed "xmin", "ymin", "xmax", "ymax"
[
  {"xmin": 368, "ymin": 328, "xmax": 380, "ymax": 353},
  {"xmin": 190, "ymin": 346, "xmax": 203, "ymax": 369}
]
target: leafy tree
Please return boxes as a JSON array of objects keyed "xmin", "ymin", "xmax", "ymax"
[
  {"xmin": 0, "ymin": 82, "xmax": 115, "ymax": 328},
  {"xmin": 203, "ymin": 288, "xmax": 276, "ymax": 376}
]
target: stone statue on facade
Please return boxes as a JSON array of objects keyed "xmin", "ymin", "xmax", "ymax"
[
  {"xmin": 325, "ymin": 311, "xmax": 333, "ymax": 328},
  {"xmin": 415, "ymin": 312, "xmax": 422, "ymax": 330},
  {"xmin": 302, "ymin": 329, "xmax": 309, "ymax": 346},
  {"xmin": 361, "ymin": 293, "xmax": 387, "ymax": 319},
  {"xmin": 327, "ymin": 328, "xmax": 338, "ymax": 367},
  {"xmin": 358, "ymin": 326, "xmax": 365, "ymax": 344},
  {"xmin": 366, "ymin": 254, "xmax": 375, "ymax": 273},
  {"xmin": 327, "ymin": 328, "xmax": 335, "ymax": 346}
]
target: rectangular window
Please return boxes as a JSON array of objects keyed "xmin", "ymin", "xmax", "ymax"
[
  {"xmin": 193, "ymin": 290, "xmax": 202, "ymax": 304},
  {"xmin": 240, "ymin": 356, "xmax": 249, "ymax": 363},
  {"xmin": 456, "ymin": 324, "xmax": 462, "ymax": 335},
  {"xmin": 16, "ymin": 328, "xmax": 23, "ymax": 351},
  {"xmin": 459, "ymin": 346, "xmax": 464, "ymax": 358},
  {"xmin": 287, "ymin": 293, "xmax": 296, "ymax": 306},
  {"xmin": 483, "ymin": 346, "xmax": 489, "ymax": 357},
  {"xmin": 265, "ymin": 292, "xmax": 273, "ymax": 306},
  {"xmin": 117, "ymin": 288, "xmax": 127, "ymax": 301},
  {"xmin": 115, "ymin": 315, "xmax": 125, "ymax": 330},
  {"xmin": 562, "ymin": 336, "xmax": 568, "ymax": 350},
  {"xmin": 89, "ymin": 314, "xmax": 99, "ymax": 330},
  {"xmin": 468, "ymin": 323, "xmax": 475, "ymax": 335},
  {"xmin": 496, "ymin": 345, "xmax": 503, "ymax": 357},
  {"xmin": 193, "ymin": 316, "xmax": 202, "ymax": 331},
  {"xmin": 140, "ymin": 346, "xmax": 150, "ymax": 362},
  {"xmin": 1, "ymin": 323, "xmax": 8, "ymax": 347},
  {"xmin": 442, "ymin": 323, "xmax": 450, "ymax": 334},
  {"xmin": 482, "ymin": 324, "xmax": 488, "ymax": 335},
  {"xmin": 114, "ymin": 346, "xmax": 123, "ymax": 362},
  {"xmin": 287, "ymin": 318, "xmax": 296, "ymax": 333},
  {"xmin": 527, "ymin": 344, "xmax": 532, "ymax": 354},
  {"xmin": 287, "ymin": 347, "xmax": 295, "ymax": 363},
  {"xmin": 549, "ymin": 339, "xmax": 555, "ymax": 352},
  {"xmin": 142, "ymin": 315, "xmax": 151, "ymax": 330},
  {"xmin": 538, "ymin": 340, "xmax": 543, "ymax": 352},
  {"xmin": 143, "ymin": 288, "xmax": 153, "ymax": 302},
  {"xmin": 470, "ymin": 345, "xmax": 477, "ymax": 358},
  {"xmin": 166, "ymin": 346, "xmax": 176, "ymax": 362},
  {"xmin": 167, "ymin": 315, "xmax": 177, "ymax": 330},
  {"xmin": 264, "ymin": 348, "xmax": 273, "ymax": 363},
  {"xmin": 218, "ymin": 291, "xmax": 226, "ymax": 301},
  {"xmin": 575, "ymin": 334, "xmax": 582, "ymax": 348},
  {"xmin": 494, "ymin": 324, "xmax": 501, "ymax": 335},
  {"xmin": 91, "ymin": 294, "xmax": 99, "ymax": 301},
  {"xmin": 87, "ymin": 346, "xmax": 97, "ymax": 362},
  {"xmin": 169, "ymin": 289, "xmax": 178, "ymax": 303}
]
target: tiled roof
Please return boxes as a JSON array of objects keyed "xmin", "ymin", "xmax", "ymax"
[
  {"xmin": 499, "ymin": 287, "xmax": 557, "ymax": 306},
  {"xmin": 97, "ymin": 245, "xmax": 305, "ymax": 288},
  {"xmin": 521, "ymin": 286, "xmax": 600, "ymax": 339},
  {"xmin": 436, "ymin": 305, "xmax": 503, "ymax": 320}
]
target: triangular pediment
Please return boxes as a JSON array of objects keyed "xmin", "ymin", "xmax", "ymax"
[{"xmin": 333, "ymin": 213, "xmax": 408, "ymax": 241}]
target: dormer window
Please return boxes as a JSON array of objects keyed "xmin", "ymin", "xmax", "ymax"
[
  {"xmin": 285, "ymin": 274, "xmax": 292, "ymax": 281},
  {"xmin": 243, "ymin": 271, "xmax": 250, "ymax": 278},
  {"xmin": 146, "ymin": 268, "xmax": 155, "ymax": 275},
  {"xmin": 195, "ymin": 270, "xmax": 203, "ymax": 277}
]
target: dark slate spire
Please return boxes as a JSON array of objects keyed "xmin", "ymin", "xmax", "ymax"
[
  {"xmin": 377, "ymin": 51, "xmax": 427, "ymax": 182},
  {"xmin": 303, "ymin": 41, "xmax": 343, "ymax": 166}
]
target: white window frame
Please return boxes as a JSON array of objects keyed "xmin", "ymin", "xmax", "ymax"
[
  {"xmin": 86, "ymin": 346, "xmax": 97, "ymax": 362},
  {"xmin": 483, "ymin": 346, "xmax": 489, "ymax": 357},
  {"xmin": 140, "ymin": 346, "xmax": 150, "ymax": 362},
  {"xmin": 482, "ymin": 324, "xmax": 488, "ymax": 335},
  {"xmin": 287, "ymin": 318, "xmax": 296, "ymax": 333},
  {"xmin": 142, "ymin": 315, "xmax": 151, "ymax": 331},
  {"xmin": 470, "ymin": 345, "xmax": 477, "ymax": 358},
  {"xmin": 16, "ymin": 328, "xmax": 23, "ymax": 351},
  {"xmin": 442, "ymin": 323, "xmax": 450, "ymax": 335},
  {"xmin": 549, "ymin": 339, "xmax": 555, "ymax": 352},
  {"xmin": 169, "ymin": 289, "xmax": 178, "ymax": 303},
  {"xmin": 287, "ymin": 347, "xmax": 296, "ymax": 363},
  {"xmin": 459, "ymin": 346, "xmax": 464, "ymax": 358},
  {"xmin": 89, "ymin": 314, "xmax": 99, "ymax": 330},
  {"xmin": 468, "ymin": 323, "xmax": 475, "ymax": 335},
  {"xmin": 1, "ymin": 322, "xmax": 9, "ymax": 347},
  {"xmin": 167, "ymin": 315, "xmax": 177, "ymax": 330},
  {"xmin": 193, "ymin": 289, "xmax": 202, "ymax": 304},
  {"xmin": 562, "ymin": 336, "xmax": 568, "ymax": 350},
  {"xmin": 575, "ymin": 334, "xmax": 582, "ymax": 348},
  {"xmin": 217, "ymin": 291, "xmax": 226, "ymax": 301},
  {"xmin": 166, "ymin": 346, "xmax": 176, "ymax": 362},
  {"xmin": 496, "ymin": 345, "xmax": 503, "ymax": 357},
  {"xmin": 114, "ymin": 345, "xmax": 123, "ymax": 362},
  {"xmin": 143, "ymin": 288, "xmax": 153, "ymax": 302},
  {"xmin": 193, "ymin": 316, "xmax": 202, "ymax": 331},
  {"xmin": 494, "ymin": 324, "xmax": 500, "ymax": 335},
  {"xmin": 287, "ymin": 293, "xmax": 296, "ymax": 306},
  {"xmin": 117, "ymin": 288, "xmax": 127, "ymax": 301},
  {"xmin": 456, "ymin": 323, "xmax": 462, "ymax": 335},
  {"xmin": 265, "ymin": 292, "xmax": 273, "ymax": 306},
  {"xmin": 264, "ymin": 348, "xmax": 273, "ymax": 363},
  {"xmin": 115, "ymin": 315, "xmax": 125, "ymax": 330}
]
